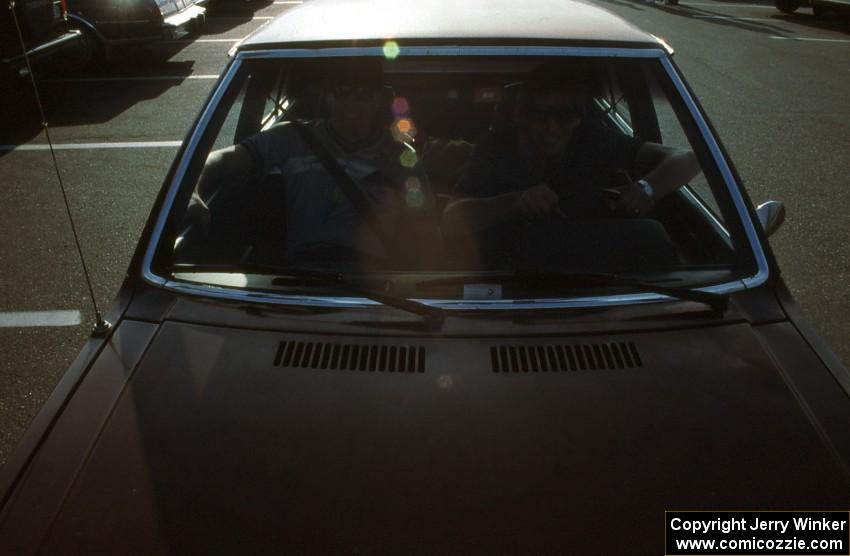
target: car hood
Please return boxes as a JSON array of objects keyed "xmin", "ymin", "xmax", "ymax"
[{"xmin": 3, "ymin": 318, "xmax": 849, "ymax": 554}]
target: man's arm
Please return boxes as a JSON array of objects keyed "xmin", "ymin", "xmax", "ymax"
[
  {"xmin": 636, "ymin": 142, "xmax": 700, "ymax": 199},
  {"xmin": 196, "ymin": 144, "xmax": 255, "ymax": 199},
  {"xmin": 615, "ymin": 142, "xmax": 700, "ymax": 215},
  {"xmin": 443, "ymin": 185, "xmax": 566, "ymax": 237},
  {"xmin": 442, "ymin": 191, "xmax": 523, "ymax": 237},
  {"xmin": 442, "ymin": 128, "xmax": 567, "ymax": 238},
  {"xmin": 185, "ymin": 144, "xmax": 256, "ymax": 232}
]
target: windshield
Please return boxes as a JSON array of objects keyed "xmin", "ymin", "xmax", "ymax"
[{"xmin": 156, "ymin": 54, "xmax": 757, "ymax": 302}]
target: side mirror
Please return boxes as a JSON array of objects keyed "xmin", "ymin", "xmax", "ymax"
[{"xmin": 756, "ymin": 200, "xmax": 786, "ymax": 238}]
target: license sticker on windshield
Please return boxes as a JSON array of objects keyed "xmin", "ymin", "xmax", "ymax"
[{"xmin": 463, "ymin": 284, "xmax": 503, "ymax": 300}]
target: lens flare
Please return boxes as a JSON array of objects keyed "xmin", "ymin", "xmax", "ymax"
[
  {"xmin": 391, "ymin": 117, "xmax": 417, "ymax": 143},
  {"xmin": 437, "ymin": 375, "xmax": 454, "ymax": 390},
  {"xmin": 383, "ymin": 40, "xmax": 400, "ymax": 60},
  {"xmin": 400, "ymin": 150, "xmax": 418, "ymax": 168},
  {"xmin": 404, "ymin": 177, "xmax": 425, "ymax": 208},
  {"xmin": 392, "ymin": 96, "xmax": 410, "ymax": 117},
  {"xmin": 396, "ymin": 118, "xmax": 412, "ymax": 134}
]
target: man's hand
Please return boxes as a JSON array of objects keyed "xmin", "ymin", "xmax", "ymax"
[
  {"xmin": 609, "ymin": 182, "xmax": 654, "ymax": 216},
  {"xmin": 517, "ymin": 183, "xmax": 566, "ymax": 220}
]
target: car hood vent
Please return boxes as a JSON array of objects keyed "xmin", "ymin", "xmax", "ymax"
[
  {"xmin": 275, "ymin": 341, "xmax": 425, "ymax": 373},
  {"xmin": 490, "ymin": 342, "xmax": 642, "ymax": 373}
]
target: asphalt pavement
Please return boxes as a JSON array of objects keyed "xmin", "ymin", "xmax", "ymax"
[{"xmin": 0, "ymin": 0, "xmax": 848, "ymax": 465}]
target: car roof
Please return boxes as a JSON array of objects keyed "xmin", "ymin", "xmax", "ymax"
[{"xmin": 239, "ymin": 0, "xmax": 662, "ymax": 50}]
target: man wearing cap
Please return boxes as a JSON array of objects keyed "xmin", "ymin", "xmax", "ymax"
[{"xmin": 189, "ymin": 59, "xmax": 431, "ymax": 267}]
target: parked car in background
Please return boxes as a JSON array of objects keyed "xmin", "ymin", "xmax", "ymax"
[
  {"xmin": 1, "ymin": 0, "xmax": 84, "ymax": 83},
  {"xmin": 1, "ymin": 0, "xmax": 848, "ymax": 553},
  {"xmin": 775, "ymin": 0, "xmax": 850, "ymax": 16},
  {"xmin": 66, "ymin": 0, "xmax": 207, "ymax": 63}
]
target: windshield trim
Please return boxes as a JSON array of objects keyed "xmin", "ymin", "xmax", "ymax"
[{"xmin": 140, "ymin": 45, "xmax": 769, "ymax": 309}]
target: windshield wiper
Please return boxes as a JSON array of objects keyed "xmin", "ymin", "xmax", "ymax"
[
  {"xmin": 168, "ymin": 263, "xmax": 446, "ymax": 326},
  {"xmin": 417, "ymin": 270, "xmax": 729, "ymax": 313}
]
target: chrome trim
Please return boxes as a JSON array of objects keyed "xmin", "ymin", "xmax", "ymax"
[
  {"xmin": 658, "ymin": 57, "xmax": 770, "ymax": 289},
  {"xmin": 2, "ymin": 29, "xmax": 83, "ymax": 66},
  {"xmin": 648, "ymin": 34, "xmax": 675, "ymax": 56},
  {"xmin": 67, "ymin": 13, "xmax": 107, "ymax": 44},
  {"xmin": 140, "ymin": 45, "xmax": 759, "ymax": 310},
  {"xmin": 141, "ymin": 57, "xmax": 244, "ymax": 287}
]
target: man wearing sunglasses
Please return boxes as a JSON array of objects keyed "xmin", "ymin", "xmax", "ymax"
[
  {"xmin": 187, "ymin": 59, "xmax": 430, "ymax": 267},
  {"xmin": 442, "ymin": 62, "xmax": 699, "ymax": 267}
]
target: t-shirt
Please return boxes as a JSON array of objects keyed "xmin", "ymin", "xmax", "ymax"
[{"xmin": 241, "ymin": 120, "xmax": 430, "ymax": 260}]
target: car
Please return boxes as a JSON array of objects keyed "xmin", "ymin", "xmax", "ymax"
[
  {"xmin": 66, "ymin": 0, "xmax": 207, "ymax": 64},
  {"xmin": 1, "ymin": 0, "xmax": 848, "ymax": 553},
  {"xmin": 0, "ymin": 0, "xmax": 85, "ymax": 84},
  {"xmin": 775, "ymin": 0, "xmax": 850, "ymax": 16}
]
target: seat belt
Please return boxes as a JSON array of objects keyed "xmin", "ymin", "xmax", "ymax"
[{"xmin": 291, "ymin": 121, "xmax": 392, "ymax": 253}]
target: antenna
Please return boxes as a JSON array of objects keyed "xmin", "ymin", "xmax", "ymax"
[{"xmin": 9, "ymin": 0, "xmax": 111, "ymax": 336}]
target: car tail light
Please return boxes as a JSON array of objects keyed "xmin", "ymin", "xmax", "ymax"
[{"xmin": 60, "ymin": 0, "xmax": 68, "ymax": 16}]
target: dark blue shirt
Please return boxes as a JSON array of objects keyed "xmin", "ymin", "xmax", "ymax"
[
  {"xmin": 453, "ymin": 122, "xmax": 645, "ymax": 266},
  {"xmin": 456, "ymin": 122, "xmax": 644, "ymax": 218}
]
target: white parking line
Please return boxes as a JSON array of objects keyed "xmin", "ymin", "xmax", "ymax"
[
  {"xmin": 1, "ymin": 141, "xmax": 182, "ymax": 152},
  {"xmin": 681, "ymin": 2, "xmax": 775, "ymax": 7},
  {"xmin": 208, "ymin": 16, "xmax": 274, "ymax": 20},
  {"xmin": 0, "ymin": 311, "xmax": 81, "ymax": 328},
  {"xmin": 692, "ymin": 14, "xmax": 777, "ymax": 21},
  {"xmin": 173, "ymin": 38, "xmax": 244, "ymax": 43},
  {"xmin": 770, "ymin": 35, "xmax": 850, "ymax": 43},
  {"xmin": 43, "ymin": 75, "xmax": 218, "ymax": 83}
]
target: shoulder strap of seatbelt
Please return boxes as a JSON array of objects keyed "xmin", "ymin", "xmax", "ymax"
[{"xmin": 291, "ymin": 120, "xmax": 392, "ymax": 251}]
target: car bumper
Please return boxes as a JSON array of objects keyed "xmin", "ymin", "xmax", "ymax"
[
  {"xmin": 162, "ymin": 4, "xmax": 207, "ymax": 40},
  {"xmin": 85, "ymin": 3, "xmax": 207, "ymax": 47}
]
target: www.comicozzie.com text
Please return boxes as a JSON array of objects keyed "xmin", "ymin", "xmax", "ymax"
[{"xmin": 673, "ymin": 536, "xmax": 844, "ymax": 553}]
